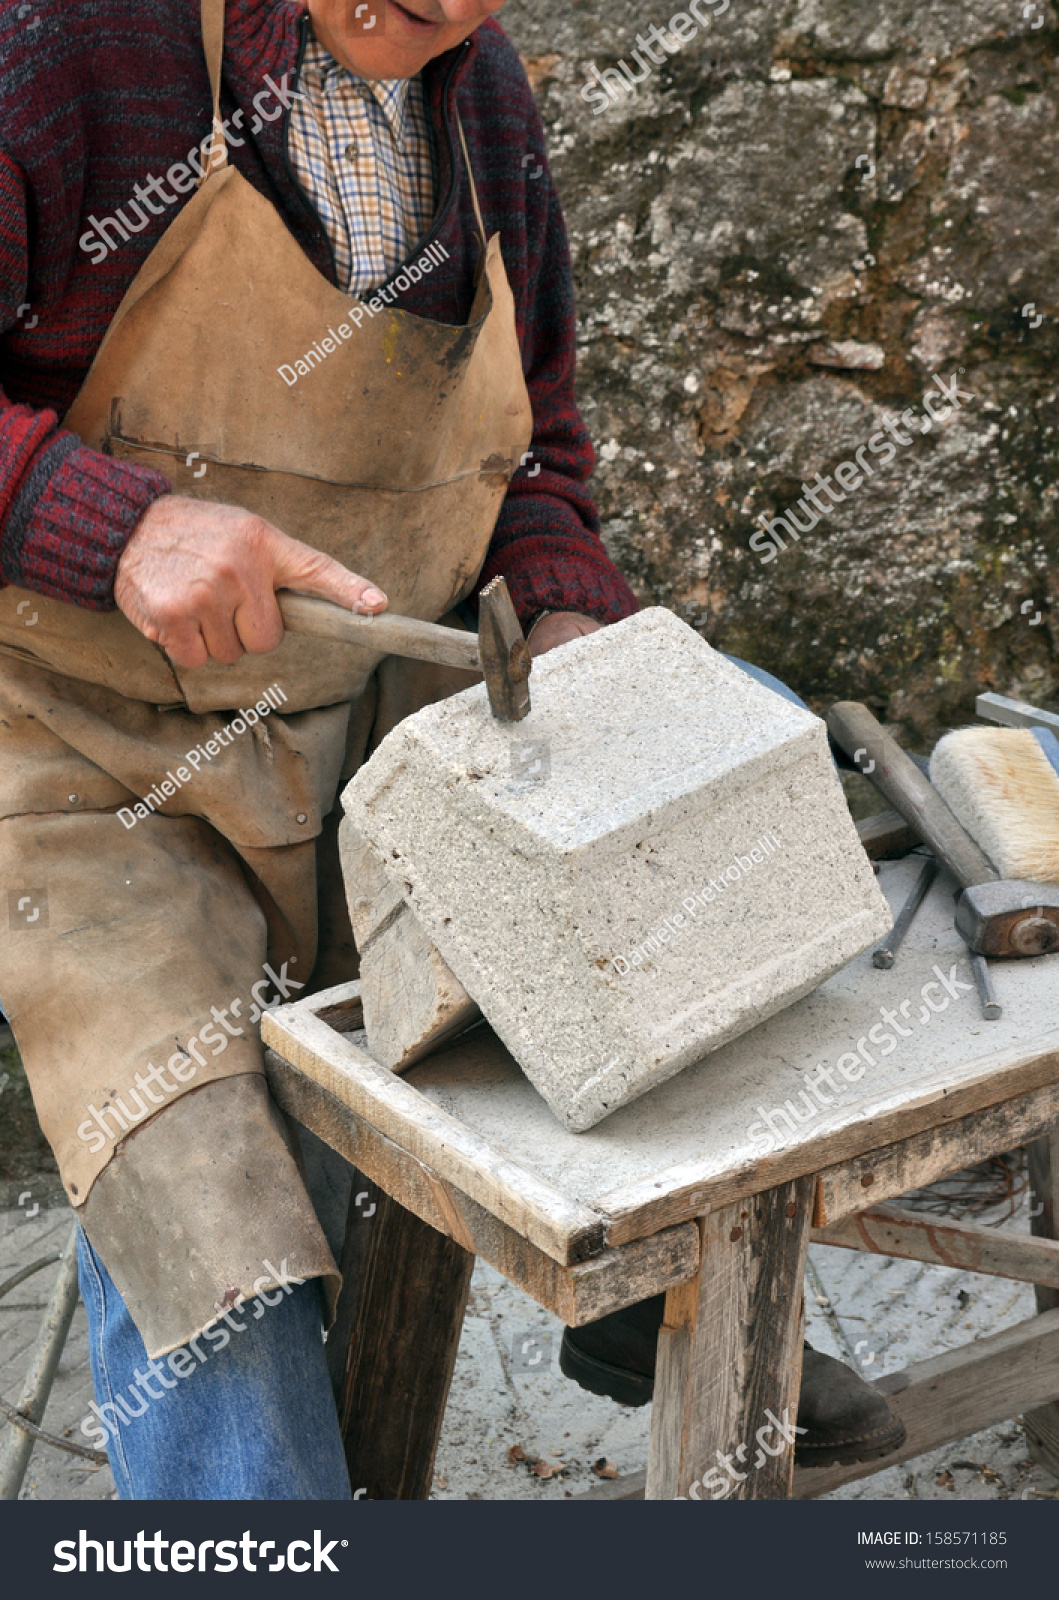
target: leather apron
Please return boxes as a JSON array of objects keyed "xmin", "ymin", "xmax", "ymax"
[{"xmin": 0, "ymin": 0, "xmax": 531, "ymax": 1357}]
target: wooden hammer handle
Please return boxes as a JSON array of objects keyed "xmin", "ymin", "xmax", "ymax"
[
  {"xmin": 277, "ymin": 591, "xmax": 482, "ymax": 672},
  {"xmin": 277, "ymin": 581, "xmax": 532, "ymax": 723},
  {"xmin": 827, "ymin": 701, "xmax": 999, "ymax": 888}
]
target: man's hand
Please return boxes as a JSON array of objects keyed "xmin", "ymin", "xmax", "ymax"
[
  {"xmin": 115, "ymin": 495, "xmax": 388, "ymax": 670},
  {"xmin": 527, "ymin": 611, "xmax": 603, "ymax": 656}
]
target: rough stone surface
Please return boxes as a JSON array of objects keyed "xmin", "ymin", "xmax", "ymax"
[
  {"xmin": 399, "ymin": 856, "xmax": 1056, "ymax": 1208},
  {"xmin": 339, "ymin": 819, "xmax": 479, "ymax": 1071},
  {"xmin": 504, "ymin": 0, "xmax": 1059, "ymax": 749},
  {"xmin": 342, "ymin": 608, "xmax": 891, "ymax": 1131}
]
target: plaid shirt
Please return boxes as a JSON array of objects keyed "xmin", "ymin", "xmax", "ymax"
[{"xmin": 287, "ymin": 32, "xmax": 437, "ymax": 295}]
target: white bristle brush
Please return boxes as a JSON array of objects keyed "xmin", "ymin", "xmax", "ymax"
[{"xmin": 929, "ymin": 725, "xmax": 1059, "ymax": 883}]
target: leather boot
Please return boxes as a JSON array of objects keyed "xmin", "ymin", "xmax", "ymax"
[{"xmin": 560, "ymin": 1295, "xmax": 906, "ymax": 1467}]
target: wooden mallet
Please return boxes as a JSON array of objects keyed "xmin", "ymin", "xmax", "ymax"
[
  {"xmin": 277, "ymin": 574, "xmax": 532, "ymax": 723},
  {"xmin": 828, "ymin": 701, "xmax": 1059, "ymax": 959}
]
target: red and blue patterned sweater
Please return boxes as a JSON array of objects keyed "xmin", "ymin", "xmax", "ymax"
[{"xmin": 0, "ymin": 0, "xmax": 638, "ymax": 629}]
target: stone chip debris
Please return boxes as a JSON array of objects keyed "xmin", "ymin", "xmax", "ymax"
[{"xmin": 342, "ymin": 608, "xmax": 892, "ymax": 1131}]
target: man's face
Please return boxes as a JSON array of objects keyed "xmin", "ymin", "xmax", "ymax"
[{"xmin": 306, "ymin": 0, "xmax": 507, "ymax": 81}]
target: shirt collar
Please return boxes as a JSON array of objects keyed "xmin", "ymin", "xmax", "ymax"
[{"xmin": 303, "ymin": 31, "xmax": 416, "ymax": 150}]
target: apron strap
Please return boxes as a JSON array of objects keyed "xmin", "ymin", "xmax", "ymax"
[
  {"xmin": 198, "ymin": 0, "xmax": 228, "ymax": 185},
  {"xmin": 455, "ymin": 111, "xmax": 488, "ymax": 255}
]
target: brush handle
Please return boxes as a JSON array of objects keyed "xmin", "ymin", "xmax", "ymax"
[
  {"xmin": 975, "ymin": 691, "xmax": 1059, "ymax": 738},
  {"xmin": 827, "ymin": 701, "xmax": 1000, "ymax": 888}
]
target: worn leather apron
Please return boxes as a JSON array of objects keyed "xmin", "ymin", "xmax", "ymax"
[{"xmin": 0, "ymin": 0, "xmax": 531, "ymax": 1357}]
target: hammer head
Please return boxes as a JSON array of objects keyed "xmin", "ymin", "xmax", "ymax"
[
  {"xmin": 477, "ymin": 575, "xmax": 532, "ymax": 722},
  {"xmin": 955, "ymin": 880, "xmax": 1059, "ymax": 958}
]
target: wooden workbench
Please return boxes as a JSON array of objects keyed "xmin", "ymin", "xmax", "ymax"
[{"xmin": 262, "ymin": 854, "xmax": 1059, "ymax": 1500}]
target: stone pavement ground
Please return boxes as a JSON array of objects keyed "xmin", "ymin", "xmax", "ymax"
[
  {"xmin": 432, "ymin": 1208, "xmax": 1059, "ymax": 1503},
  {"xmin": 4, "ymin": 1172, "xmax": 1059, "ymax": 1502},
  {"xmin": 0, "ymin": 1202, "xmax": 116, "ymax": 1501}
]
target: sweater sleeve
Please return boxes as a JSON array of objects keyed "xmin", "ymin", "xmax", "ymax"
[
  {"xmin": 472, "ymin": 63, "xmax": 639, "ymax": 628},
  {"xmin": 0, "ymin": 150, "xmax": 170, "ymax": 609}
]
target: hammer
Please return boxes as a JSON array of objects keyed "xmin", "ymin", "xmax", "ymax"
[
  {"xmin": 828, "ymin": 701, "xmax": 1059, "ymax": 958},
  {"xmin": 277, "ymin": 574, "xmax": 532, "ymax": 723}
]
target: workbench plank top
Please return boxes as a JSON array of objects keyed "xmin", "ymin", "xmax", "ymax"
[{"xmin": 267, "ymin": 858, "xmax": 1059, "ymax": 1248}]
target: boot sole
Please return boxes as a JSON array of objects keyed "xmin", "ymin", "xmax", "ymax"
[
  {"xmin": 794, "ymin": 1416, "xmax": 908, "ymax": 1469},
  {"xmin": 561, "ymin": 1335, "xmax": 908, "ymax": 1467},
  {"xmin": 559, "ymin": 1334, "xmax": 653, "ymax": 1408}
]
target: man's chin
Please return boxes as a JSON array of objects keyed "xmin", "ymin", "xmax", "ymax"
[{"xmin": 339, "ymin": 44, "xmax": 442, "ymax": 81}]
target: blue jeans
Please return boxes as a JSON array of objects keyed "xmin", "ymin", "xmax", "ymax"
[
  {"xmin": 74, "ymin": 652, "xmax": 804, "ymax": 1502},
  {"xmin": 78, "ymin": 1227, "xmax": 352, "ymax": 1500}
]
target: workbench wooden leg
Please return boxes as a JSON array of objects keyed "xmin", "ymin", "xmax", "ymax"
[
  {"xmin": 329, "ymin": 1168, "xmax": 474, "ymax": 1499},
  {"xmin": 646, "ymin": 1176, "xmax": 814, "ymax": 1500},
  {"xmin": 1024, "ymin": 1124, "xmax": 1059, "ymax": 1479}
]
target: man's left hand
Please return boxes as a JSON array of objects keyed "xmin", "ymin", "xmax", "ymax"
[{"xmin": 527, "ymin": 612, "xmax": 603, "ymax": 656}]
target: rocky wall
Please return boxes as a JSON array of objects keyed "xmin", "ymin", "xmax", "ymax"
[{"xmin": 503, "ymin": 0, "xmax": 1059, "ymax": 745}]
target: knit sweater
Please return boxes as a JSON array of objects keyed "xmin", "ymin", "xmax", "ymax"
[{"xmin": 0, "ymin": 0, "xmax": 638, "ymax": 629}]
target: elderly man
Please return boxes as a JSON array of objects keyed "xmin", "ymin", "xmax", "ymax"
[{"xmin": 0, "ymin": 0, "xmax": 901, "ymax": 1499}]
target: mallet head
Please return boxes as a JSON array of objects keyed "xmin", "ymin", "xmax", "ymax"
[
  {"xmin": 477, "ymin": 575, "xmax": 532, "ymax": 723},
  {"xmin": 955, "ymin": 880, "xmax": 1059, "ymax": 958}
]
